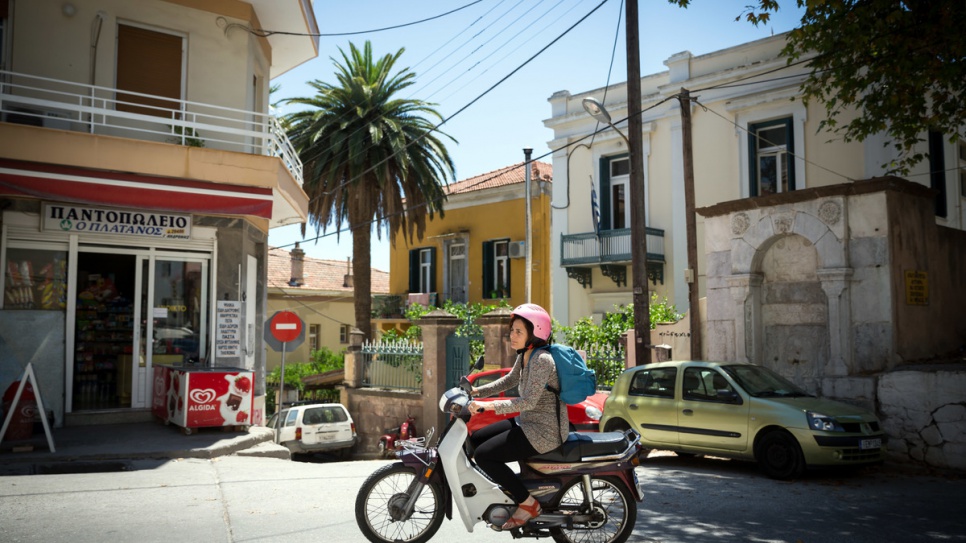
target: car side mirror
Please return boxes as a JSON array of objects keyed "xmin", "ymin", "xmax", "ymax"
[{"xmin": 716, "ymin": 389, "xmax": 742, "ymax": 404}]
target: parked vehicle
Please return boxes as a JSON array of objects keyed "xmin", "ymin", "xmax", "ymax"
[
  {"xmin": 377, "ymin": 414, "xmax": 417, "ymax": 458},
  {"xmin": 267, "ymin": 401, "xmax": 357, "ymax": 459},
  {"xmin": 355, "ymin": 358, "xmax": 643, "ymax": 543},
  {"xmin": 466, "ymin": 367, "xmax": 607, "ymax": 433},
  {"xmin": 600, "ymin": 360, "xmax": 886, "ymax": 479}
]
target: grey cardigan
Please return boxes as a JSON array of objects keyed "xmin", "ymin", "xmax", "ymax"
[{"xmin": 474, "ymin": 349, "xmax": 568, "ymax": 453}]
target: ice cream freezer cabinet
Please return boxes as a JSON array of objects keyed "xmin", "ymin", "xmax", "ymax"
[{"xmin": 151, "ymin": 365, "xmax": 254, "ymax": 434}]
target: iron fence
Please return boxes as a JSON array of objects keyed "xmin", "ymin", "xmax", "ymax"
[
  {"xmin": 361, "ymin": 339, "xmax": 423, "ymax": 392},
  {"xmin": 584, "ymin": 347, "xmax": 625, "ymax": 391}
]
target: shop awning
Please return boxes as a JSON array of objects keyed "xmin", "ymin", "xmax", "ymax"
[{"xmin": 0, "ymin": 159, "xmax": 274, "ymax": 219}]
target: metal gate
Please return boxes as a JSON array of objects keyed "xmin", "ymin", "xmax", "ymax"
[{"xmin": 445, "ymin": 333, "xmax": 482, "ymax": 389}]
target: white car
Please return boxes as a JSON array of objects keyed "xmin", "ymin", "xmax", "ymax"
[{"xmin": 267, "ymin": 402, "xmax": 357, "ymax": 459}]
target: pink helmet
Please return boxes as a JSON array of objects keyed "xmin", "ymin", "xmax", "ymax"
[{"xmin": 510, "ymin": 303, "xmax": 552, "ymax": 341}]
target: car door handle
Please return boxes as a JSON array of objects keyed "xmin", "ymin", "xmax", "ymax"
[
  {"xmin": 629, "ymin": 404, "xmax": 639, "ymax": 410},
  {"xmin": 682, "ymin": 409, "xmax": 693, "ymax": 416}
]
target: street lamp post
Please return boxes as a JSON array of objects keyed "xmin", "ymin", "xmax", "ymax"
[{"xmin": 582, "ymin": 96, "xmax": 651, "ymax": 365}]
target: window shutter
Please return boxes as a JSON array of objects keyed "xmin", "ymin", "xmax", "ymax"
[
  {"xmin": 599, "ymin": 158, "xmax": 611, "ymax": 231},
  {"xmin": 428, "ymin": 247, "xmax": 437, "ymax": 295},
  {"xmin": 784, "ymin": 117, "xmax": 796, "ymax": 191},
  {"xmin": 928, "ymin": 130, "xmax": 947, "ymax": 217},
  {"xmin": 482, "ymin": 241, "xmax": 493, "ymax": 298},
  {"xmin": 409, "ymin": 250, "xmax": 419, "ymax": 293},
  {"xmin": 116, "ymin": 25, "xmax": 183, "ymax": 117}
]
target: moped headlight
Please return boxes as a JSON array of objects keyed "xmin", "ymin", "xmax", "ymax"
[{"xmin": 807, "ymin": 411, "xmax": 844, "ymax": 432}]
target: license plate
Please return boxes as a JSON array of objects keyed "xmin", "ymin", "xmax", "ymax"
[{"xmin": 860, "ymin": 438, "xmax": 881, "ymax": 450}]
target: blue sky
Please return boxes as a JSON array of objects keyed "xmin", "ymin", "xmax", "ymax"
[{"xmin": 268, "ymin": 0, "xmax": 805, "ymax": 271}]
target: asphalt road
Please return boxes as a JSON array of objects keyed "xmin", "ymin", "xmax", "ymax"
[{"xmin": 1, "ymin": 452, "xmax": 964, "ymax": 543}]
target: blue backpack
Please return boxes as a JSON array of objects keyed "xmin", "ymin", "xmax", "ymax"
[{"xmin": 538, "ymin": 344, "xmax": 597, "ymax": 405}]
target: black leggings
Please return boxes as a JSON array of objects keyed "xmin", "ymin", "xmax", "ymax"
[{"xmin": 470, "ymin": 418, "xmax": 538, "ymax": 503}]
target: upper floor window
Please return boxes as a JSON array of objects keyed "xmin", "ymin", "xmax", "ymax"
[
  {"xmin": 749, "ymin": 118, "xmax": 795, "ymax": 196},
  {"xmin": 309, "ymin": 324, "xmax": 320, "ymax": 352},
  {"xmin": 599, "ymin": 155, "xmax": 630, "ymax": 231},
  {"xmin": 340, "ymin": 324, "xmax": 350, "ymax": 344},
  {"xmin": 482, "ymin": 239, "xmax": 510, "ymax": 299},
  {"xmin": 408, "ymin": 247, "xmax": 436, "ymax": 294}
]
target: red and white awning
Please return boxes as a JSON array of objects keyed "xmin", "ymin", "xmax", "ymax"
[{"xmin": 0, "ymin": 159, "xmax": 275, "ymax": 220}]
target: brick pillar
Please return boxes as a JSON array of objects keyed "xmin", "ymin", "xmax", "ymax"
[
  {"xmin": 478, "ymin": 307, "xmax": 513, "ymax": 369},
  {"xmin": 417, "ymin": 309, "xmax": 460, "ymax": 437}
]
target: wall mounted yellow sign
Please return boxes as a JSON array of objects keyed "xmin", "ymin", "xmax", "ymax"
[{"xmin": 904, "ymin": 270, "xmax": 928, "ymax": 305}]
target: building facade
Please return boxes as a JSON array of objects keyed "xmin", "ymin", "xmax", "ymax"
[
  {"xmin": 0, "ymin": 0, "xmax": 317, "ymax": 428},
  {"xmin": 385, "ymin": 160, "xmax": 553, "ymax": 321},
  {"xmin": 544, "ymin": 33, "xmax": 965, "ymax": 332},
  {"xmin": 266, "ymin": 244, "xmax": 388, "ymax": 372}
]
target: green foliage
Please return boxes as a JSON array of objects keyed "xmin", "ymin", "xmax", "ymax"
[
  {"xmin": 264, "ymin": 347, "xmax": 344, "ymax": 414},
  {"xmin": 670, "ymin": 0, "xmax": 966, "ymax": 174},
  {"xmin": 168, "ymin": 126, "xmax": 204, "ymax": 147},
  {"xmin": 556, "ymin": 294, "xmax": 682, "ymax": 351}
]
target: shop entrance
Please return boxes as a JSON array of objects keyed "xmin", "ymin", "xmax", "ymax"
[{"xmin": 72, "ymin": 250, "xmax": 209, "ymax": 411}]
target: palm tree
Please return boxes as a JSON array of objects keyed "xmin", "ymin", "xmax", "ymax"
[{"xmin": 285, "ymin": 41, "xmax": 455, "ymax": 340}]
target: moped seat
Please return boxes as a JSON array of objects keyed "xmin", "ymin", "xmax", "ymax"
[{"xmin": 530, "ymin": 431, "xmax": 631, "ymax": 463}]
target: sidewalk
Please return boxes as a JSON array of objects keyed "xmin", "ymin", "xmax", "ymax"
[{"xmin": 0, "ymin": 420, "xmax": 288, "ymax": 468}]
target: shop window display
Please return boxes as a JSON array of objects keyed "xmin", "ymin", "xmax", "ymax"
[{"xmin": 3, "ymin": 249, "xmax": 68, "ymax": 310}]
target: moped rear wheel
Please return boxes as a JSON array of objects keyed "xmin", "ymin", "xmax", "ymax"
[
  {"xmin": 550, "ymin": 475, "xmax": 637, "ymax": 543},
  {"xmin": 355, "ymin": 462, "xmax": 444, "ymax": 543}
]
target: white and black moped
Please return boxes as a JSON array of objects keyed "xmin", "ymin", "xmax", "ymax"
[{"xmin": 354, "ymin": 362, "xmax": 644, "ymax": 543}]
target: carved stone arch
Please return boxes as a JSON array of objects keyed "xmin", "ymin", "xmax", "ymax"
[{"xmin": 729, "ymin": 207, "xmax": 852, "ymax": 379}]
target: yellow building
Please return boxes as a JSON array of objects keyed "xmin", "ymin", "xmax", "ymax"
[
  {"xmin": 385, "ymin": 161, "xmax": 553, "ymax": 323},
  {"xmin": 266, "ymin": 245, "xmax": 388, "ymax": 372}
]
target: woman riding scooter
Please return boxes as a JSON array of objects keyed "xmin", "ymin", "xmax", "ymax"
[{"xmin": 467, "ymin": 303, "xmax": 568, "ymax": 531}]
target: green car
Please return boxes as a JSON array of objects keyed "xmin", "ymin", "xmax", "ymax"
[{"xmin": 599, "ymin": 360, "xmax": 886, "ymax": 479}]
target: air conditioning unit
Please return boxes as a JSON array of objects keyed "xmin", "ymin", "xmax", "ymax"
[{"xmin": 508, "ymin": 240, "xmax": 526, "ymax": 259}]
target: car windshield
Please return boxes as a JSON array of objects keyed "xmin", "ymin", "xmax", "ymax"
[{"xmin": 721, "ymin": 365, "xmax": 811, "ymax": 398}]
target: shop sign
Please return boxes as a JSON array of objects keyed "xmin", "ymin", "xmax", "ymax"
[
  {"xmin": 216, "ymin": 301, "xmax": 242, "ymax": 357},
  {"xmin": 42, "ymin": 203, "xmax": 191, "ymax": 239}
]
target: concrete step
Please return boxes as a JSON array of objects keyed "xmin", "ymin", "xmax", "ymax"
[{"xmin": 234, "ymin": 440, "xmax": 291, "ymax": 460}]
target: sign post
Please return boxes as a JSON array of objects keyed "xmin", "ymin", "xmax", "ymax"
[{"xmin": 264, "ymin": 311, "xmax": 305, "ymax": 443}]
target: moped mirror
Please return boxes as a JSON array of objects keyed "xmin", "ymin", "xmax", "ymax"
[{"xmin": 472, "ymin": 356, "xmax": 485, "ymax": 371}]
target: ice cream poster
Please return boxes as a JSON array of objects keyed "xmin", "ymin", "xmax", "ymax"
[{"xmin": 184, "ymin": 372, "xmax": 254, "ymax": 427}]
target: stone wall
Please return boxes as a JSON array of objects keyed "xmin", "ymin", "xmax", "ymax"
[{"xmin": 879, "ymin": 366, "xmax": 966, "ymax": 471}]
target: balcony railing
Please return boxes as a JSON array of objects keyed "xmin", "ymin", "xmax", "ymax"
[
  {"xmin": 560, "ymin": 227, "xmax": 665, "ymax": 266},
  {"xmin": 0, "ymin": 70, "xmax": 302, "ymax": 184}
]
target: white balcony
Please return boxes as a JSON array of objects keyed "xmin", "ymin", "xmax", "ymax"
[{"xmin": 0, "ymin": 70, "xmax": 302, "ymax": 185}]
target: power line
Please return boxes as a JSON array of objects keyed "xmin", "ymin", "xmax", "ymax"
[{"xmin": 227, "ymin": 1, "xmax": 485, "ymax": 38}]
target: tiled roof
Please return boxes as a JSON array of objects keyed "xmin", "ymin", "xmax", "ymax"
[
  {"xmin": 444, "ymin": 160, "xmax": 552, "ymax": 195},
  {"xmin": 267, "ymin": 246, "xmax": 389, "ymax": 294}
]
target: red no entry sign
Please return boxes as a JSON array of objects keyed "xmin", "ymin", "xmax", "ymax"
[{"xmin": 269, "ymin": 311, "xmax": 303, "ymax": 343}]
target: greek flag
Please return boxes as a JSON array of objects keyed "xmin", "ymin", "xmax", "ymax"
[{"xmin": 590, "ymin": 178, "xmax": 601, "ymax": 237}]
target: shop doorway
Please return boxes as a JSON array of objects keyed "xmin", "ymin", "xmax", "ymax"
[
  {"xmin": 72, "ymin": 250, "xmax": 209, "ymax": 411},
  {"xmin": 74, "ymin": 253, "xmax": 136, "ymax": 410}
]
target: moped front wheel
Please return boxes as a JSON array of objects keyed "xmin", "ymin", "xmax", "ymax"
[
  {"xmin": 355, "ymin": 462, "xmax": 444, "ymax": 543},
  {"xmin": 551, "ymin": 475, "xmax": 637, "ymax": 543}
]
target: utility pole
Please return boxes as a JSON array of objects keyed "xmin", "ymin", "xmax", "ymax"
[
  {"xmin": 678, "ymin": 88, "xmax": 702, "ymax": 360},
  {"xmin": 626, "ymin": 0, "xmax": 651, "ymax": 365}
]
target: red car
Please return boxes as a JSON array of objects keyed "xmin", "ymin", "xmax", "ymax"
[{"xmin": 466, "ymin": 367, "xmax": 608, "ymax": 434}]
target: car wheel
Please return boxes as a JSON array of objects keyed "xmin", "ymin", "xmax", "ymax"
[{"xmin": 757, "ymin": 430, "xmax": 805, "ymax": 480}]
